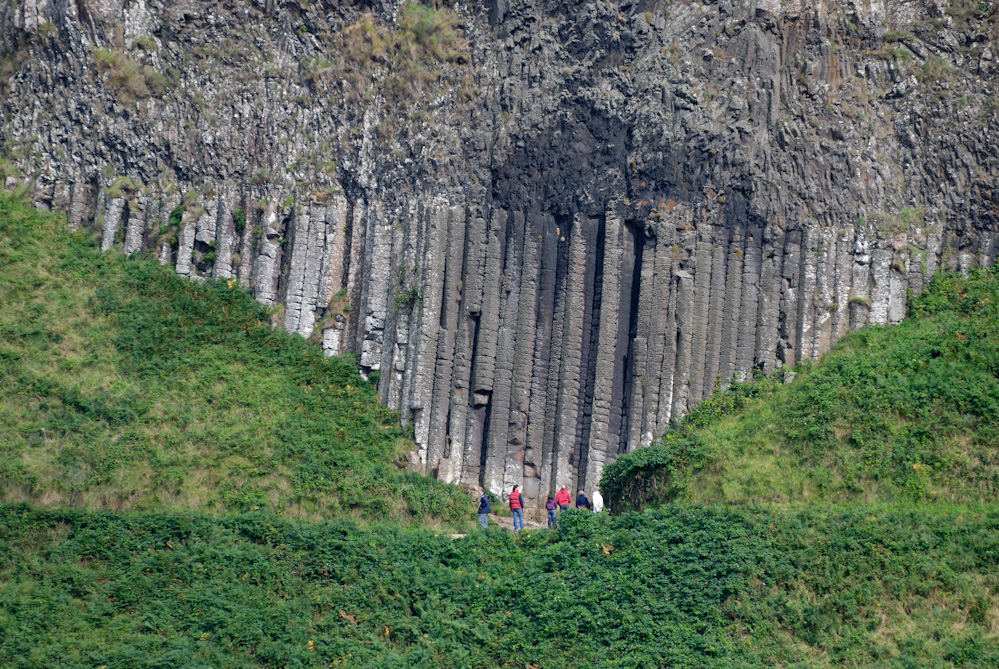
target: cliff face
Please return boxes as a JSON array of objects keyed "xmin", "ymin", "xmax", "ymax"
[{"xmin": 2, "ymin": 0, "xmax": 997, "ymax": 511}]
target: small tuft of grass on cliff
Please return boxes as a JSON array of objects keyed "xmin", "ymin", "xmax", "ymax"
[
  {"xmin": 603, "ymin": 268, "xmax": 999, "ymax": 511},
  {"xmin": 0, "ymin": 195, "xmax": 471, "ymax": 526}
]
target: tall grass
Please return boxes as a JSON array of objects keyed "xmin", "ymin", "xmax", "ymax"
[
  {"xmin": 0, "ymin": 196, "xmax": 470, "ymax": 525},
  {"xmin": 603, "ymin": 268, "xmax": 999, "ymax": 511}
]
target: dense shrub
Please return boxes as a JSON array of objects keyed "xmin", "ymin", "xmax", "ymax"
[{"xmin": 1, "ymin": 504, "xmax": 996, "ymax": 667}]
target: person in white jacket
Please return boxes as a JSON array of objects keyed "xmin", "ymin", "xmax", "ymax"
[{"xmin": 591, "ymin": 489, "xmax": 604, "ymax": 513}]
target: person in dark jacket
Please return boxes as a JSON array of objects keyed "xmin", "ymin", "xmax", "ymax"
[
  {"xmin": 545, "ymin": 495, "xmax": 558, "ymax": 529},
  {"xmin": 555, "ymin": 486, "xmax": 571, "ymax": 510},
  {"xmin": 509, "ymin": 485, "xmax": 524, "ymax": 531},
  {"xmin": 477, "ymin": 488, "xmax": 492, "ymax": 529},
  {"xmin": 576, "ymin": 490, "xmax": 590, "ymax": 510}
]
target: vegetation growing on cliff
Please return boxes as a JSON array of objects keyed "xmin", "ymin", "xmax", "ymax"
[
  {"xmin": 0, "ymin": 196, "xmax": 469, "ymax": 525},
  {"xmin": 305, "ymin": 1, "xmax": 470, "ymax": 106},
  {"xmin": 603, "ymin": 268, "xmax": 999, "ymax": 511},
  {"xmin": 94, "ymin": 48, "xmax": 167, "ymax": 103}
]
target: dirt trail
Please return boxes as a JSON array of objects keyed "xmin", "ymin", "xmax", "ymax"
[{"xmin": 449, "ymin": 512, "xmax": 548, "ymax": 538}]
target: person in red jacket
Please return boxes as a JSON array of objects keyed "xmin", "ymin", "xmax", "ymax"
[
  {"xmin": 509, "ymin": 485, "xmax": 524, "ymax": 531},
  {"xmin": 555, "ymin": 485, "xmax": 571, "ymax": 510}
]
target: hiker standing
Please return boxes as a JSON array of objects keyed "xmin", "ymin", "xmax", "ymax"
[
  {"xmin": 509, "ymin": 485, "xmax": 524, "ymax": 531},
  {"xmin": 576, "ymin": 490, "xmax": 590, "ymax": 510},
  {"xmin": 555, "ymin": 485, "xmax": 571, "ymax": 510},
  {"xmin": 545, "ymin": 495, "xmax": 558, "ymax": 529},
  {"xmin": 591, "ymin": 489, "xmax": 604, "ymax": 513},
  {"xmin": 477, "ymin": 488, "xmax": 492, "ymax": 529}
]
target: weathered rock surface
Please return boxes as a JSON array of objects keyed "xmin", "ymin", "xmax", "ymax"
[{"xmin": 2, "ymin": 0, "xmax": 997, "ymax": 514}]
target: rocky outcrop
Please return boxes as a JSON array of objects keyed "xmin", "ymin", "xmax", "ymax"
[{"xmin": 2, "ymin": 0, "xmax": 997, "ymax": 514}]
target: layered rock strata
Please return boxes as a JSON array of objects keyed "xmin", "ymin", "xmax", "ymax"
[{"xmin": 2, "ymin": 0, "xmax": 997, "ymax": 513}]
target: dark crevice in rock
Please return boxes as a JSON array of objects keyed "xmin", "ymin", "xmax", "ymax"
[{"xmin": 619, "ymin": 220, "xmax": 646, "ymax": 457}]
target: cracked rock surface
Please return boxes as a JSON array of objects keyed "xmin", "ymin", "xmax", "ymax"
[{"xmin": 2, "ymin": 0, "xmax": 997, "ymax": 513}]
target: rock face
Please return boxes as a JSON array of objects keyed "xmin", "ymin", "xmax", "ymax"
[{"xmin": 2, "ymin": 0, "xmax": 997, "ymax": 513}]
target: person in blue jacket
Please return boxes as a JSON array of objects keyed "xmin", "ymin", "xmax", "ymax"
[{"xmin": 477, "ymin": 488, "xmax": 492, "ymax": 529}]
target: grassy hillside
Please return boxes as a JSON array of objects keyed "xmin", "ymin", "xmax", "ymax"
[
  {"xmin": 0, "ymin": 196, "xmax": 469, "ymax": 525},
  {"xmin": 603, "ymin": 268, "xmax": 999, "ymax": 511},
  {"xmin": 2, "ymin": 504, "xmax": 997, "ymax": 667}
]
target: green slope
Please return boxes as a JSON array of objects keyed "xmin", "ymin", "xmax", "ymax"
[
  {"xmin": 2, "ymin": 504, "xmax": 997, "ymax": 667},
  {"xmin": 0, "ymin": 196, "xmax": 468, "ymax": 525},
  {"xmin": 603, "ymin": 269, "xmax": 999, "ymax": 511}
]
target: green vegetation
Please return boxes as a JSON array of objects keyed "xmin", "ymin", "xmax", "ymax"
[
  {"xmin": 132, "ymin": 36, "xmax": 157, "ymax": 53},
  {"xmin": 0, "ymin": 196, "xmax": 468, "ymax": 524},
  {"xmin": 604, "ymin": 268, "xmax": 999, "ymax": 510},
  {"xmin": 2, "ymin": 504, "xmax": 997, "ymax": 666},
  {"xmin": 105, "ymin": 176, "xmax": 140, "ymax": 200},
  {"xmin": 307, "ymin": 1, "xmax": 470, "ymax": 107},
  {"xmin": 233, "ymin": 207, "xmax": 246, "ymax": 233},
  {"xmin": 93, "ymin": 48, "xmax": 168, "ymax": 102},
  {"xmin": 394, "ymin": 286, "xmax": 422, "ymax": 313}
]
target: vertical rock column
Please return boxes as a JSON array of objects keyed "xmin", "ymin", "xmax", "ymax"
[
  {"xmin": 552, "ymin": 216, "xmax": 588, "ymax": 492},
  {"xmin": 831, "ymin": 225, "xmax": 854, "ymax": 344},
  {"xmin": 686, "ymin": 225, "xmax": 714, "ymax": 403},
  {"xmin": 849, "ymin": 231, "xmax": 872, "ymax": 330},
  {"xmin": 796, "ymin": 226, "xmax": 818, "ymax": 364},
  {"xmin": 483, "ymin": 209, "xmax": 520, "ymax": 495},
  {"xmin": 669, "ymin": 245, "xmax": 695, "ymax": 420},
  {"xmin": 753, "ymin": 226, "xmax": 784, "ymax": 375},
  {"xmin": 100, "ymin": 197, "xmax": 125, "ymax": 252},
  {"xmin": 356, "ymin": 200, "xmax": 392, "ymax": 374},
  {"xmin": 68, "ymin": 182, "xmax": 88, "ymax": 231},
  {"xmin": 318, "ymin": 194, "xmax": 350, "ymax": 357},
  {"xmin": 624, "ymin": 220, "xmax": 657, "ymax": 453},
  {"xmin": 211, "ymin": 191, "xmax": 236, "ymax": 281},
  {"xmin": 430, "ymin": 205, "xmax": 468, "ymax": 483},
  {"xmin": 122, "ymin": 194, "xmax": 146, "ymax": 256},
  {"xmin": 643, "ymin": 217, "xmax": 676, "ymax": 446},
  {"xmin": 445, "ymin": 204, "xmax": 476, "ymax": 484},
  {"xmin": 506, "ymin": 214, "xmax": 541, "ymax": 502},
  {"xmin": 869, "ymin": 244, "xmax": 893, "ymax": 326},
  {"xmin": 526, "ymin": 213, "xmax": 561, "ymax": 492},
  {"xmin": 345, "ymin": 202, "xmax": 368, "ymax": 353},
  {"xmin": 470, "ymin": 209, "xmax": 506, "ymax": 492},
  {"xmin": 252, "ymin": 202, "xmax": 283, "ymax": 306},
  {"xmin": 582, "ymin": 211, "xmax": 624, "ymax": 492},
  {"xmin": 394, "ymin": 199, "xmax": 425, "ymax": 415},
  {"xmin": 735, "ymin": 226, "xmax": 762, "ymax": 379},
  {"xmin": 458, "ymin": 212, "xmax": 488, "ymax": 485},
  {"xmin": 702, "ymin": 222, "xmax": 731, "ymax": 399},
  {"xmin": 654, "ymin": 213, "xmax": 683, "ymax": 433},
  {"xmin": 412, "ymin": 204, "xmax": 449, "ymax": 470},
  {"xmin": 779, "ymin": 229, "xmax": 802, "ymax": 362},
  {"xmin": 284, "ymin": 204, "xmax": 326, "ymax": 337},
  {"xmin": 718, "ymin": 223, "xmax": 745, "ymax": 389},
  {"xmin": 811, "ymin": 226, "xmax": 836, "ymax": 359}
]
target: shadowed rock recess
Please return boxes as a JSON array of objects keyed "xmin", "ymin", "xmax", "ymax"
[{"xmin": 3, "ymin": 0, "xmax": 997, "ymax": 512}]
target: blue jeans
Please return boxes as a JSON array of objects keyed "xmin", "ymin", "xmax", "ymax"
[
  {"xmin": 547, "ymin": 509, "xmax": 557, "ymax": 528},
  {"xmin": 478, "ymin": 513, "xmax": 488, "ymax": 529},
  {"xmin": 512, "ymin": 508, "xmax": 524, "ymax": 531}
]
